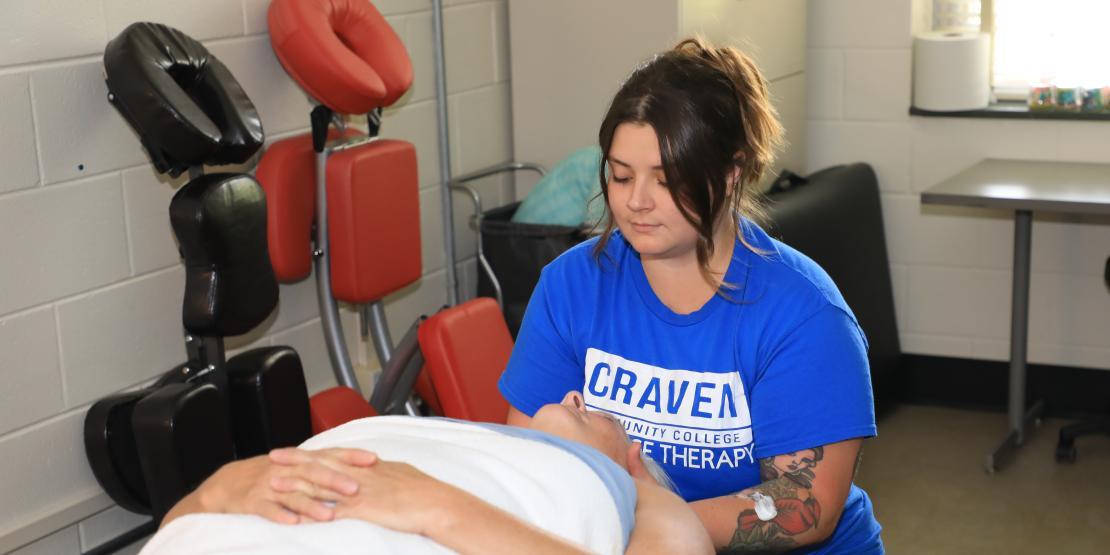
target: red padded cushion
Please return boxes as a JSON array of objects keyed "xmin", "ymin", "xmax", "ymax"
[
  {"xmin": 268, "ymin": 0, "xmax": 412, "ymax": 114},
  {"xmin": 327, "ymin": 139, "xmax": 421, "ymax": 302},
  {"xmin": 413, "ymin": 364, "xmax": 444, "ymax": 416},
  {"xmin": 418, "ymin": 298, "xmax": 513, "ymax": 423},
  {"xmin": 309, "ymin": 386, "xmax": 376, "ymax": 434},
  {"xmin": 255, "ymin": 129, "xmax": 363, "ymax": 282}
]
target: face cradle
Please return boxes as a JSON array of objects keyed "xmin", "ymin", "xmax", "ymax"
[
  {"xmin": 531, "ymin": 391, "xmax": 628, "ymax": 465},
  {"xmin": 605, "ymin": 123, "xmax": 702, "ymax": 263}
]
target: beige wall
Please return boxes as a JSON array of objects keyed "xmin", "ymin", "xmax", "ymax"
[
  {"xmin": 805, "ymin": 0, "xmax": 1110, "ymax": 369},
  {"xmin": 508, "ymin": 0, "xmax": 807, "ymax": 198},
  {"xmin": 0, "ymin": 0, "xmax": 513, "ymax": 552}
]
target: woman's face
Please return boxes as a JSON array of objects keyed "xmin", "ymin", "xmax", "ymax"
[
  {"xmin": 606, "ymin": 123, "xmax": 701, "ymax": 262},
  {"xmin": 531, "ymin": 391, "xmax": 628, "ymax": 465}
]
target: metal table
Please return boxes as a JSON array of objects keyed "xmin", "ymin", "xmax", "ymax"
[{"xmin": 921, "ymin": 158, "xmax": 1110, "ymax": 472}]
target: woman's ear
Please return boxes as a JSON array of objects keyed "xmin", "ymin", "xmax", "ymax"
[
  {"xmin": 727, "ymin": 154, "xmax": 745, "ymax": 196},
  {"xmin": 625, "ymin": 442, "xmax": 658, "ymax": 484}
]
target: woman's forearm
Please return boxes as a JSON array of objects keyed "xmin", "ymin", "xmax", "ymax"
[
  {"xmin": 160, "ymin": 490, "xmax": 207, "ymax": 529},
  {"xmin": 689, "ymin": 476, "xmax": 833, "ymax": 553},
  {"xmin": 424, "ymin": 488, "xmax": 588, "ymax": 555},
  {"xmin": 693, "ymin": 440, "xmax": 860, "ymax": 552},
  {"xmin": 328, "ymin": 459, "xmax": 587, "ymax": 553}
]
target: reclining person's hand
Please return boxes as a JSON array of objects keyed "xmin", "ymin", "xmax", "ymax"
[
  {"xmin": 164, "ymin": 452, "xmax": 368, "ymax": 527},
  {"xmin": 271, "ymin": 451, "xmax": 480, "ymax": 538},
  {"xmin": 265, "ymin": 447, "xmax": 379, "ymax": 520},
  {"xmin": 329, "ymin": 460, "xmax": 466, "ymax": 535},
  {"xmin": 202, "ymin": 456, "xmax": 338, "ymax": 524}
]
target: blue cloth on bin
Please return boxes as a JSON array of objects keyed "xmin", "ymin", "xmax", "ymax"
[{"xmin": 511, "ymin": 146, "xmax": 605, "ymax": 227}]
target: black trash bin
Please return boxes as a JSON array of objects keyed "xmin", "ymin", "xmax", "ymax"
[{"xmin": 476, "ymin": 202, "xmax": 588, "ymax": 338}]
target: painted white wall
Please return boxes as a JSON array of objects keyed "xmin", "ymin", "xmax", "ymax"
[
  {"xmin": 508, "ymin": 0, "xmax": 807, "ymax": 198},
  {"xmin": 0, "ymin": 0, "xmax": 513, "ymax": 552},
  {"xmin": 806, "ymin": 0, "xmax": 1110, "ymax": 370}
]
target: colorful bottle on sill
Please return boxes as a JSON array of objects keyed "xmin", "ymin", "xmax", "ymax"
[
  {"xmin": 1080, "ymin": 87, "xmax": 1104, "ymax": 113},
  {"xmin": 1055, "ymin": 86, "xmax": 1082, "ymax": 112},
  {"xmin": 1028, "ymin": 84, "xmax": 1055, "ymax": 111}
]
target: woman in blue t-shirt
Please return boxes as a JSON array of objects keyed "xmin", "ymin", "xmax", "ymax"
[{"xmin": 498, "ymin": 38, "xmax": 883, "ymax": 553}]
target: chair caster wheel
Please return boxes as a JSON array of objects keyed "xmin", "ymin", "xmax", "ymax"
[{"xmin": 1055, "ymin": 445, "xmax": 1077, "ymax": 463}]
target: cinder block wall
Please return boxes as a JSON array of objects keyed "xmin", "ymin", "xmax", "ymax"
[
  {"xmin": 0, "ymin": 0, "xmax": 512, "ymax": 552},
  {"xmin": 805, "ymin": 0, "xmax": 1110, "ymax": 369}
]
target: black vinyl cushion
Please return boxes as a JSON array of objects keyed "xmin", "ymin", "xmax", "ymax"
[
  {"xmin": 171, "ymin": 173, "xmax": 278, "ymax": 336},
  {"xmin": 227, "ymin": 347, "xmax": 313, "ymax": 458},
  {"xmin": 104, "ymin": 22, "xmax": 264, "ymax": 177},
  {"xmin": 132, "ymin": 382, "xmax": 236, "ymax": 520},
  {"xmin": 83, "ymin": 388, "xmax": 156, "ymax": 515},
  {"xmin": 765, "ymin": 163, "xmax": 902, "ymax": 415}
]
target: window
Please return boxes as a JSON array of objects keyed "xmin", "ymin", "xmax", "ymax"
[
  {"xmin": 927, "ymin": 0, "xmax": 1110, "ymax": 103},
  {"xmin": 992, "ymin": 0, "xmax": 1110, "ymax": 99}
]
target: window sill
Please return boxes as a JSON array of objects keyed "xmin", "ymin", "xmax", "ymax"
[{"xmin": 910, "ymin": 101, "xmax": 1110, "ymax": 121}]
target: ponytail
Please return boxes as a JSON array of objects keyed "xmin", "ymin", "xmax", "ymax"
[{"xmin": 671, "ymin": 38, "xmax": 784, "ymax": 232}]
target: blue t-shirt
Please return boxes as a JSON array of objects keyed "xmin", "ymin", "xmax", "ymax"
[{"xmin": 498, "ymin": 220, "xmax": 882, "ymax": 553}]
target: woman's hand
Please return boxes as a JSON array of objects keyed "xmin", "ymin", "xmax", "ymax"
[
  {"xmin": 266, "ymin": 447, "xmax": 378, "ymax": 509},
  {"xmin": 326, "ymin": 460, "xmax": 464, "ymax": 536},
  {"xmin": 186, "ymin": 448, "xmax": 376, "ymax": 525}
]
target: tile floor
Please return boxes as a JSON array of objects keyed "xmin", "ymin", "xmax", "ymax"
[{"xmin": 856, "ymin": 405, "xmax": 1110, "ymax": 554}]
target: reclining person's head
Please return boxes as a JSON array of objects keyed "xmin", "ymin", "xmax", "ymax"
[{"xmin": 529, "ymin": 391, "xmax": 674, "ymax": 490}]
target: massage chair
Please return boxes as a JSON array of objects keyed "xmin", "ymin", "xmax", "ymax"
[
  {"xmin": 259, "ymin": 0, "xmax": 514, "ymax": 429},
  {"xmin": 85, "ymin": 0, "xmax": 524, "ymax": 521},
  {"xmin": 84, "ymin": 22, "xmax": 313, "ymax": 521},
  {"xmin": 85, "ymin": 5, "xmax": 517, "ymax": 523}
]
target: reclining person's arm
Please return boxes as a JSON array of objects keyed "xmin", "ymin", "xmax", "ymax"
[
  {"xmin": 161, "ymin": 449, "xmax": 376, "ymax": 528},
  {"xmin": 334, "ymin": 459, "xmax": 718, "ymax": 555},
  {"xmin": 278, "ymin": 447, "xmax": 712, "ymax": 555},
  {"xmin": 160, "ymin": 450, "xmax": 586, "ymax": 554},
  {"xmin": 627, "ymin": 480, "xmax": 714, "ymax": 555},
  {"xmin": 329, "ymin": 458, "xmax": 590, "ymax": 555}
]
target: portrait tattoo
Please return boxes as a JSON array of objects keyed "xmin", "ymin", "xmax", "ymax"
[{"xmin": 723, "ymin": 447, "xmax": 825, "ymax": 554}]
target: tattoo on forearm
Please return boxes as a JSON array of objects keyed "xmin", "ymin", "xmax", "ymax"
[{"xmin": 721, "ymin": 447, "xmax": 824, "ymax": 554}]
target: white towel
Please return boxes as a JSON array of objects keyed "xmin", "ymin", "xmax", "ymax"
[{"xmin": 140, "ymin": 417, "xmax": 631, "ymax": 554}]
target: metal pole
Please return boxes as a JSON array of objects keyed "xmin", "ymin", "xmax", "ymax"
[
  {"xmin": 449, "ymin": 183, "xmax": 502, "ymax": 306},
  {"xmin": 315, "ymin": 148, "xmax": 361, "ymax": 394},
  {"xmin": 365, "ymin": 300, "xmax": 394, "ymax": 370},
  {"xmin": 446, "ymin": 163, "xmax": 546, "ymax": 307},
  {"xmin": 985, "ymin": 209, "xmax": 1044, "ymax": 473},
  {"xmin": 1009, "ymin": 210, "xmax": 1032, "ymax": 440},
  {"xmin": 432, "ymin": 0, "xmax": 458, "ymax": 306}
]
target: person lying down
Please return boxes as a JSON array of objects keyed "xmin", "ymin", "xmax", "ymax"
[{"xmin": 140, "ymin": 392, "xmax": 712, "ymax": 555}]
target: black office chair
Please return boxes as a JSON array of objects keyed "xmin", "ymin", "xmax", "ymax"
[
  {"xmin": 764, "ymin": 164, "xmax": 902, "ymax": 417},
  {"xmin": 1055, "ymin": 257, "xmax": 1110, "ymax": 463}
]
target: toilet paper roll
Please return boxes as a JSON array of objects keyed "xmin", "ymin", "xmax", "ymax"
[{"xmin": 913, "ymin": 31, "xmax": 991, "ymax": 111}]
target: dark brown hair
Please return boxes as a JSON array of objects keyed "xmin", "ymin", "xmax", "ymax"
[{"xmin": 593, "ymin": 37, "xmax": 784, "ymax": 283}]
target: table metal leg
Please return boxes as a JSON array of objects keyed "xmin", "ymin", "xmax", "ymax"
[{"xmin": 986, "ymin": 209, "xmax": 1044, "ymax": 473}]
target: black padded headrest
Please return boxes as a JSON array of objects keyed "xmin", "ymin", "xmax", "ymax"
[
  {"xmin": 104, "ymin": 22, "xmax": 264, "ymax": 177},
  {"xmin": 170, "ymin": 174, "xmax": 278, "ymax": 336},
  {"xmin": 765, "ymin": 163, "xmax": 901, "ymax": 415}
]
